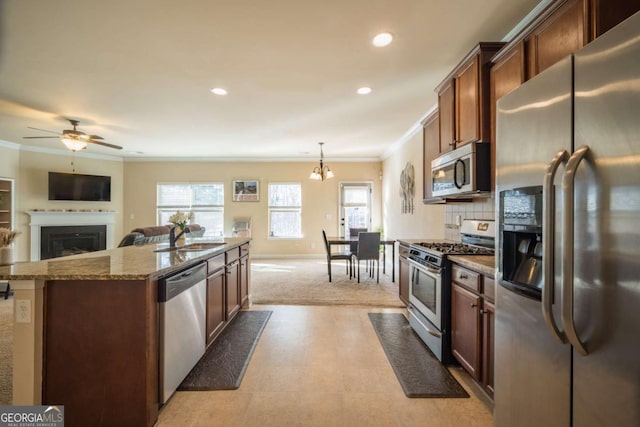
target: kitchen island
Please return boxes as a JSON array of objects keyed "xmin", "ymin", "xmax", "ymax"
[{"xmin": 0, "ymin": 237, "xmax": 251, "ymax": 427}]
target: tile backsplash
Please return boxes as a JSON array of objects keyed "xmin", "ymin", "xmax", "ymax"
[{"xmin": 444, "ymin": 196, "xmax": 495, "ymax": 241}]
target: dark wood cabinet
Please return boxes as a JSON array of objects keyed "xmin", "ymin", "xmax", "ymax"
[
  {"xmin": 455, "ymin": 55, "xmax": 480, "ymax": 147},
  {"xmin": 451, "ymin": 282, "xmax": 482, "ymax": 379},
  {"xmin": 438, "ymin": 81, "xmax": 455, "ymax": 153},
  {"xmin": 206, "ymin": 268, "xmax": 226, "ymax": 344},
  {"xmin": 226, "ymin": 260, "xmax": 240, "ymax": 318},
  {"xmin": 240, "ymin": 252, "xmax": 250, "ymax": 306},
  {"xmin": 422, "ymin": 110, "xmax": 440, "ymax": 201},
  {"xmin": 451, "ymin": 262, "xmax": 495, "ymax": 396},
  {"xmin": 490, "ymin": 41, "xmax": 526, "ymax": 189},
  {"xmin": 488, "ymin": 0, "xmax": 639, "ymax": 192},
  {"xmin": 398, "ymin": 242, "xmax": 410, "ymax": 306},
  {"xmin": 436, "ymin": 42, "xmax": 505, "ymax": 154},
  {"xmin": 481, "ymin": 298, "xmax": 495, "ymax": 397},
  {"xmin": 526, "ymin": 0, "xmax": 586, "ymax": 78}
]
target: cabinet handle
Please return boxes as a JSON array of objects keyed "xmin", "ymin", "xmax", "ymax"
[
  {"xmin": 460, "ymin": 274, "xmax": 468, "ymax": 279},
  {"xmin": 480, "ymin": 309, "xmax": 484, "ymax": 315},
  {"xmin": 470, "ymin": 303, "xmax": 477, "ymax": 308}
]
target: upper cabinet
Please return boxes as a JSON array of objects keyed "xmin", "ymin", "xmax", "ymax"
[
  {"xmin": 422, "ymin": 109, "xmax": 440, "ymax": 201},
  {"xmin": 436, "ymin": 43, "xmax": 505, "ymax": 154},
  {"xmin": 526, "ymin": 0, "xmax": 586, "ymax": 78},
  {"xmin": 437, "ymin": 82, "xmax": 455, "ymax": 153},
  {"xmin": 489, "ymin": 0, "xmax": 639, "ymax": 187}
]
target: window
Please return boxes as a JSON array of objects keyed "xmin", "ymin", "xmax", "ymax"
[
  {"xmin": 268, "ymin": 183, "xmax": 302, "ymax": 238},
  {"xmin": 157, "ymin": 183, "xmax": 224, "ymax": 237}
]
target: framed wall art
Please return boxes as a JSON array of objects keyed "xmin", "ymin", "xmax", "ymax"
[{"xmin": 232, "ymin": 180, "xmax": 259, "ymax": 202}]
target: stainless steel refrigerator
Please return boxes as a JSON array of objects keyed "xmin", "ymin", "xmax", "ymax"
[{"xmin": 494, "ymin": 11, "xmax": 640, "ymax": 427}]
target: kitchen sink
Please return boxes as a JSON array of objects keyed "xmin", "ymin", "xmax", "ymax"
[{"xmin": 154, "ymin": 242, "xmax": 226, "ymax": 253}]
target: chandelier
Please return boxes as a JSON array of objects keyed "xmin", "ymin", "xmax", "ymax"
[{"xmin": 309, "ymin": 142, "xmax": 334, "ymax": 181}]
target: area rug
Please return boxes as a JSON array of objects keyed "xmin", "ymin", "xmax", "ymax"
[
  {"xmin": 178, "ymin": 310, "xmax": 271, "ymax": 391},
  {"xmin": 368, "ymin": 313, "xmax": 469, "ymax": 398},
  {"xmin": 251, "ymin": 258, "xmax": 403, "ymax": 307}
]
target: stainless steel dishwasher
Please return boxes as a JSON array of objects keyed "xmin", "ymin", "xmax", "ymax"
[{"xmin": 158, "ymin": 262, "xmax": 207, "ymax": 404}]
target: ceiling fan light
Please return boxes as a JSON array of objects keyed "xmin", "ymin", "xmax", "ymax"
[{"xmin": 61, "ymin": 137, "xmax": 87, "ymax": 152}]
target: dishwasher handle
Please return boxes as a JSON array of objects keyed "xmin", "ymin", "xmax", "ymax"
[{"xmin": 158, "ymin": 263, "xmax": 207, "ymax": 302}]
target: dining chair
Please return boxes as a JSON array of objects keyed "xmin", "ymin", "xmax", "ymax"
[
  {"xmin": 322, "ymin": 230, "xmax": 353, "ymax": 282},
  {"xmin": 348, "ymin": 227, "xmax": 367, "ymax": 254},
  {"xmin": 353, "ymin": 232, "xmax": 381, "ymax": 283}
]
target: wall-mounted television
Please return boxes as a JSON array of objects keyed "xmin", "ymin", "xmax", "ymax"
[{"xmin": 48, "ymin": 172, "xmax": 111, "ymax": 201}]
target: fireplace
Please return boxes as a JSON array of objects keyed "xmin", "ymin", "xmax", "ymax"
[
  {"xmin": 40, "ymin": 225, "xmax": 107, "ymax": 260},
  {"xmin": 27, "ymin": 210, "xmax": 117, "ymax": 261}
]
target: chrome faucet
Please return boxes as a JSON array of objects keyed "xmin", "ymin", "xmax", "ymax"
[{"xmin": 169, "ymin": 226, "xmax": 190, "ymax": 248}]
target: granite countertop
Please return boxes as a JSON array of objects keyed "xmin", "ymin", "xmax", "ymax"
[
  {"xmin": 0, "ymin": 237, "xmax": 250, "ymax": 281},
  {"xmin": 448, "ymin": 255, "xmax": 496, "ymax": 277}
]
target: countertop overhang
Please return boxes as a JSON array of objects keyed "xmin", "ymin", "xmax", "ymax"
[{"xmin": 0, "ymin": 237, "xmax": 250, "ymax": 281}]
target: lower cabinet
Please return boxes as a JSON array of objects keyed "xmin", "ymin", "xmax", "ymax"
[
  {"xmin": 481, "ymin": 298, "xmax": 495, "ymax": 396},
  {"xmin": 451, "ymin": 283, "xmax": 481, "ymax": 379},
  {"xmin": 205, "ymin": 243, "xmax": 249, "ymax": 346},
  {"xmin": 451, "ymin": 262, "xmax": 495, "ymax": 397},
  {"xmin": 239, "ymin": 243, "xmax": 250, "ymax": 306},
  {"xmin": 206, "ymin": 268, "xmax": 225, "ymax": 345},
  {"xmin": 226, "ymin": 260, "xmax": 240, "ymax": 318},
  {"xmin": 398, "ymin": 242, "xmax": 410, "ymax": 306}
]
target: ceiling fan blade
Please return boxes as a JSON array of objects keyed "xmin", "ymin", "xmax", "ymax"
[
  {"xmin": 89, "ymin": 139, "xmax": 123, "ymax": 150},
  {"xmin": 27, "ymin": 126, "xmax": 60, "ymax": 135},
  {"xmin": 87, "ymin": 135, "xmax": 104, "ymax": 140},
  {"xmin": 23, "ymin": 136, "xmax": 60, "ymax": 139}
]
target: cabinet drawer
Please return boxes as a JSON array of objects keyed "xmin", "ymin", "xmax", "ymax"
[
  {"xmin": 207, "ymin": 254, "xmax": 225, "ymax": 274},
  {"xmin": 226, "ymin": 247, "xmax": 240, "ymax": 264},
  {"xmin": 240, "ymin": 243, "xmax": 249, "ymax": 257},
  {"xmin": 484, "ymin": 276, "xmax": 495, "ymax": 302},
  {"xmin": 452, "ymin": 265, "xmax": 481, "ymax": 293}
]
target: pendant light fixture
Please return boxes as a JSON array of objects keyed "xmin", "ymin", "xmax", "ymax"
[{"xmin": 309, "ymin": 142, "xmax": 334, "ymax": 181}]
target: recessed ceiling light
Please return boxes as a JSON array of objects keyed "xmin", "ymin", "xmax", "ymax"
[
  {"xmin": 357, "ymin": 87, "xmax": 372, "ymax": 95},
  {"xmin": 211, "ymin": 88, "xmax": 228, "ymax": 95},
  {"xmin": 372, "ymin": 32, "xmax": 393, "ymax": 47}
]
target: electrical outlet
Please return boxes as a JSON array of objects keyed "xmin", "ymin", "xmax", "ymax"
[
  {"xmin": 311, "ymin": 242, "xmax": 316, "ymax": 249},
  {"xmin": 455, "ymin": 215, "xmax": 462, "ymax": 226},
  {"xmin": 15, "ymin": 299, "xmax": 31, "ymax": 324}
]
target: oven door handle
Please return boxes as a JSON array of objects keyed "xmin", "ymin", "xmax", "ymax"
[{"xmin": 408, "ymin": 259, "xmax": 441, "ymax": 276}]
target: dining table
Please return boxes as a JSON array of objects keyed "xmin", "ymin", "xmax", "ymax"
[{"xmin": 325, "ymin": 236, "xmax": 396, "ymax": 282}]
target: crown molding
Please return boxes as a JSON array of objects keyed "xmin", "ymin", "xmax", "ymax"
[
  {"xmin": 123, "ymin": 156, "xmax": 381, "ymax": 163},
  {"xmin": 17, "ymin": 143, "xmax": 123, "ymax": 161},
  {"xmin": 0, "ymin": 139, "xmax": 21, "ymax": 150}
]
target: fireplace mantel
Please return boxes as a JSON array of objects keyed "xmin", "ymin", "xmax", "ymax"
[{"xmin": 27, "ymin": 210, "xmax": 117, "ymax": 261}]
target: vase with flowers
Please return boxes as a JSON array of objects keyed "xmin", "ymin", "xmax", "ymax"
[
  {"xmin": 168, "ymin": 211, "xmax": 193, "ymax": 245},
  {"xmin": 0, "ymin": 228, "xmax": 20, "ymax": 266}
]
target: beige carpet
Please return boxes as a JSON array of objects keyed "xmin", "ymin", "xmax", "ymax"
[
  {"xmin": 0, "ymin": 296, "xmax": 13, "ymax": 405},
  {"xmin": 251, "ymin": 258, "xmax": 404, "ymax": 307}
]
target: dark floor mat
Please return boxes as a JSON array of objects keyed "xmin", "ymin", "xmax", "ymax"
[
  {"xmin": 178, "ymin": 310, "xmax": 272, "ymax": 391},
  {"xmin": 368, "ymin": 313, "xmax": 469, "ymax": 398}
]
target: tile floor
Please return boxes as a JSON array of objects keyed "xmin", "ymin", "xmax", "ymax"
[{"xmin": 157, "ymin": 305, "xmax": 493, "ymax": 427}]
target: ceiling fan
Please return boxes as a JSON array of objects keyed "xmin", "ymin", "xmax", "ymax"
[{"xmin": 23, "ymin": 119, "xmax": 122, "ymax": 151}]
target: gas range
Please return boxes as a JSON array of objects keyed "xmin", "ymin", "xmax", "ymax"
[
  {"xmin": 408, "ymin": 241, "xmax": 494, "ymax": 269},
  {"xmin": 407, "ymin": 219, "xmax": 495, "ymax": 364},
  {"xmin": 407, "ymin": 220, "xmax": 496, "ymax": 276}
]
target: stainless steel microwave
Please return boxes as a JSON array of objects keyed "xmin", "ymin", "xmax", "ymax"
[{"xmin": 431, "ymin": 142, "xmax": 491, "ymax": 198}]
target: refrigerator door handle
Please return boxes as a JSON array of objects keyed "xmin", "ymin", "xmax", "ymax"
[
  {"xmin": 542, "ymin": 149, "xmax": 569, "ymax": 344},
  {"xmin": 561, "ymin": 145, "xmax": 590, "ymax": 356}
]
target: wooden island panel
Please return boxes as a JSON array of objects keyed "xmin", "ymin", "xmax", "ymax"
[{"xmin": 43, "ymin": 279, "xmax": 158, "ymax": 427}]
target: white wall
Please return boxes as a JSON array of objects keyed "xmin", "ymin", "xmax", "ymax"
[{"xmin": 381, "ymin": 130, "xmax": 445, "ymax": 241}]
